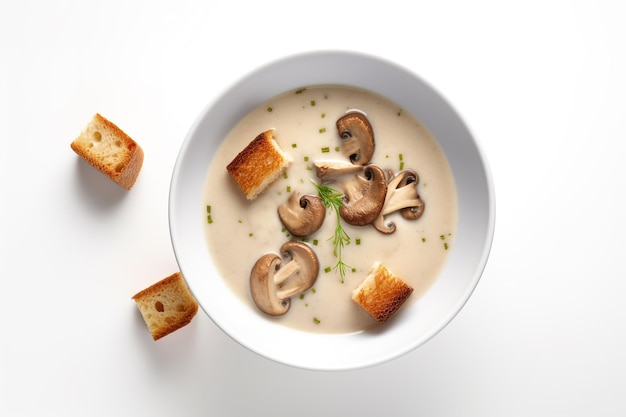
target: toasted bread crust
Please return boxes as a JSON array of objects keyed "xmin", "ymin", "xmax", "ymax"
[
  {"xmin": 226, "ymin": 130, "xmax": 292, "ymax": 199},
  {"xmin": 352, "ymin": 262, "xmax": 413, "ymax": 324},
  {"xmin": 132, "ymin": 272, "xmax": 199, "ymax": 340},
  {"xmin": 71, "ymin": 113, "xmax": 144, "ymax": 190}
]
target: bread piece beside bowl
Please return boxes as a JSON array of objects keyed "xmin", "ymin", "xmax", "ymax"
[
  {"xmin": 71, "ymin": 113, "xmax": 144, "ymax": 190},
  {"xmin": 132, "ymin": 272, "xmax": 199, "ymax": 340}
]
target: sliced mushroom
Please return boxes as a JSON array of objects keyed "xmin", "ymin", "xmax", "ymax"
[
  {"xmin": 276, "ymin": 241, "xmax": 320, "ymax": 298},
  {"xmin": 374, "ymin": 169, "xmax": 425, "ymax": 234},
  {"xmin": 249, "ymin": 241, "xmax": 319, "ymax": 316},
  {"xmin": 339, "ymin": 164, "xmax": 387, "ymax": 226},
  {"xmin": 313, "ymin": 159, "xmax": 364, "ymax": 183},
  {"xmin": 278, "ymin": 192, "xmax": 326, "ymax": 237},
  {"xmin": 249, "ymin": 254, "xmax": 288, "ymax": 316},
  {"xmin": 336, "ymin": 112, "xmax": 375, "ymax": 165}
]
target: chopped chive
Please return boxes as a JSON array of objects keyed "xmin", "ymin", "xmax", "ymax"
[
  {"xmin": 283, "ymin": 171, "xmax": 288, "ymax": 179},
  {"xmin": 444, "ymin": 242, "xmax": 449, "ymax": 250},
  {"xmin": 321, "ymin": 146, "xmax": 330, "ymax": 153},
  {"xmin": 311, "ymin": 288, "xmax": 316, "ymax": 294},
  {"xmin": 334, "ymin": 146, "xmax": 340, "ymax": 152},
  {"xmin": 397, "ymin": 109, "xmax": 402, "ymax": 116},
  {"xmin": 399, "ymin": 153, "xmax": 404, "ymax": 161},
  {"xmin": 301, "ymin": 237, "xmax": 309, "ymax": 242},
  {"xmin": 295, "ymin": 88, "xmax": 306, "ymax": 94},
  {"xmin": 313, "ymin": 239, "xmax": 318, "ymax": 246},
  {"xmin": 286, "ymin": 185, "xmax": 291, "ymax": 193},
  {"xmin": 281, "ymin": 227, "xmax": 287, "ymax": 233},
  {"xmin": 249, "ymin": 233, "xmax": 254, "ymax": 237},
  {"xmin": 399, "ymin": 161, "xmax": 405, "ymax": 170},
  {"xmin": 319, "ymin": 127, "xmax": 326, "ymax": 133},
  {"xmin": 351, "ymin": 268, "xmax": 356, "ymax": 273},
  {"xmin": 313, "ymin": 317, "xmax": 321, "ymax": 324},
  {"xmin": 207, "ymin": 215, "xmax": 213, "ymax": 224},
  {"xmin": 306, "ymin": 165, "xmax": 313, "ymax": 171},
  {"xmin": 422, "ymin": 237, "xmax": 426, "ymax": 242},
  {"xmin": 267, "ymin": 107, "xmax": 273, "ymax": 112},
  {"xmin": 304, "ymin": 156, "xmax": 309, "ymax": 162},
  {"xmin": 292, "ymin": 143, "xmax": 297, "ymax": 148},
  {"xmin": 321, "ymin": 112, "xmax": 326, "ymax": 118},
  {"xmin": 355, "ymin": 238, "xmax": 361, "ymax": 245},
  {"xmin": 299, "ymin": 294, "xmax": 305, "ymax": 300},
  {"xmin": 324, "ymin": 266, "xmax": 332, "ymax": 273},
  {"xmin": 310, "ymin": 100, "xmax": 316, "ymax": 106},
  {"xmin": 440, "ymin": 234, "xmax": 446, "ymax": 240},
  {"xmin": 206, "ymin": 205, "xmax": 211, "ymax": 213},
  {"xmin": 238, "ymin": 219, "xmax": 243, "ymax": 224}
]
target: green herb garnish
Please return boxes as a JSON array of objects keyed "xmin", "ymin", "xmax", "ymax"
[{"xmin": 312, "ymin": 181, "xmax": 351, "ymax": 282}]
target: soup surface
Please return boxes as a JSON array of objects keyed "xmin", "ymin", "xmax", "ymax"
[{"xmin": 203, "ymin": 85, "xmax": 457, "ymax": 334}]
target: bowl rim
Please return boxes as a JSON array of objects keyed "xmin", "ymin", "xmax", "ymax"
[{"xmin": 169, "ymin": 49, "xmax": 496, "ymax": 371}]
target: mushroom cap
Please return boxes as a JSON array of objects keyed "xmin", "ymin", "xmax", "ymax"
[
  {"xmin": 277, "ymin": 241, "xmax": 319, "ymax": 298},
  {"xmin": 339, "ymin": 165, "xmax": 387, "ymax": 226},
  {"xmin": 336, "ymin": 112, "xmax": 375, "ymax": 165},
  {"xmin": 277, "ymin": 192, "xmax": 326, "ymax": 237},
  {"xmin": 249, "ymin": 253, "xmax": 290, "ymax": 316},
  {"xmin": 396, "ymin": 169, "xmax": 425, "ymax": 220}
]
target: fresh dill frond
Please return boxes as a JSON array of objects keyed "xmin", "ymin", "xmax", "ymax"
[{"xmin": 312, "ymin": 181, "xmax": 351, "ymax": 282}]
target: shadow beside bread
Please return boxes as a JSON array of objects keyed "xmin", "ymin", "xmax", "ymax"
[{"xmin": 73, "ymin": 157, "xmax": 130, "ymax": 209}]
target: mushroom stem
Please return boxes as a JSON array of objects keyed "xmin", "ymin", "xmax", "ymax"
[
  {"xmin": 313, "ymin": 160, "xmax": 363, "ymax": 183},
  {"xmin": 381, "ymin": 184, "xmax": 424, "ymax": 216},
  {"xmin": 274, "ymin": 260, "xmax": 312, "ymax": 300},
  {"xmin": 275, "ymin": 259, "xmax": 312, "ymax": 300},
  {"xmin": 273, "ymin": 260, "xmax": 300, "ymax": 286},
  {"xmin": 277, "ymin": 286, "xmax": 301, "ymax": 300}
]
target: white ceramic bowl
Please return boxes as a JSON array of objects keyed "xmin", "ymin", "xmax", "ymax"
[{"xmin": 169, "ymin": 51, "xmax": 495, "ymax": 371}]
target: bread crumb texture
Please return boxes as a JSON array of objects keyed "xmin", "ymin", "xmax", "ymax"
[
  {"xmin": 352, "ymin": 262, "xmax": 414, "ymax": 324},
  {"xmin": 132, "ymin": 272, "xmax": 199, "ymax": 340},
  {"xmin": 226, "ymin": 129, "xmax": 292, "ymax": 200},
  {"xmin": 71, "ymin": 113, "xmax": 144, "ymax": 190}
]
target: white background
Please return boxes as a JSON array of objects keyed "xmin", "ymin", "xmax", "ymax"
[{"xmin": 1, "ymin": 0, "xmax": 625, "ymax": 415}]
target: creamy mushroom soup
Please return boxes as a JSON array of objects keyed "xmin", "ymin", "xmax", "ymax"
[{"xmin": 203, "ymin": 85, "xmax": 457, "ymax": 334}]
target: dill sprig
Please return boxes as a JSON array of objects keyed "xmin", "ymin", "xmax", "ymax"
[{"xmin": 312, "ymin": 181, "xmax": 351, "ymax": 282}]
